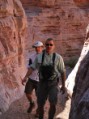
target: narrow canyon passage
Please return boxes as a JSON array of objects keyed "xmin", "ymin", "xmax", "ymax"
[{"xmin": 0, "ymin": 91, "xmax": 71, "ymax": 119}]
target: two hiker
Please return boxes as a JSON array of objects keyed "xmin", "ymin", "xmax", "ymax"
[{"xmin": 22, "ymin": 38, "xmax": 66, "ymax": 119}]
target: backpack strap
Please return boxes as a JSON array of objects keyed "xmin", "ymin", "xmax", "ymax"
[
  {"xmin": 52, "ymin": 53, "xmax": 56, "ymax": 65},
  {"xmin": 41, "ymin": 50, "xmax": 45, "ymax": 65}
]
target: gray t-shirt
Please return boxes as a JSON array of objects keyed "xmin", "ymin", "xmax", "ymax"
[{"xmin": 30, "ymin": 51, "xmax": 65, "ymax": 80}]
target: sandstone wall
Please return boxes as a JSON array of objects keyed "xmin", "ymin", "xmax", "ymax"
[
  {"xmin": 66, "ymin": 16, "xmax": 89, "ymax": 119},
  {"xmin": 69, "ymin": 50, "xmax": 89, "ymax": 119},
  {"xmin": 20, "ymin": 0, "xmax": 89, "ymax": 118},
  {"xmin": 21, "ymin": 0, "xmax": 89, "ymax": 60},
  {"xmin": 66, "ymin": 32, "xmax": 89, "ymax": 96},
  {"xmin": 74, "ymin": 0, "xmax": 89, "ymax": 8},
  {"xmin": 0, "ymin": 0, "xmax": 27, "ymax": 114}
]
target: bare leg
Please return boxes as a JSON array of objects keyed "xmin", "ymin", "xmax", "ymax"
[
  {"xmin": 26, "ymin": 93, "xmax": 34, "ymax": 103},
  {"xmin": 26, "ymin": 93, "xmax": 35, "ymax": 113}
]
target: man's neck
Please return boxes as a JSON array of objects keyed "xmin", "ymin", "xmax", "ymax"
[{"xmin": 45, "ymin": 51, "xmax": 54, "ymax": 55}]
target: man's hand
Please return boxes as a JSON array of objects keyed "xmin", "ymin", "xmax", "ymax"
[
  {"xmin": 60, "ymin": 86, "xmax": 66, "ymax": 94},
  {"xmin": 21, "ymin": 68, "xmax": 33, "ymax": 85},
  {"xmin": 22, "ymin": 78, "xmax": 27, "ymax": 85}
]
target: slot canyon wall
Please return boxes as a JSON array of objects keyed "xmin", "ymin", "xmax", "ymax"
[
  {"xmin": 0, "ymin": 0, "xmax": 27, "ymax": 114},
  {"xmin": 20, "ymin": 0, "xmax": 89, "ymax": 118},
  {"xmin": 0, "ymin": 0, "xmax": 89, "ymax": 116},
  {"xmin": 65, "ymin": 1, "xmax": 89, "ymax": 118},
  {"xmin": 68, "ymin": 31, "xmax": 89, "ymax": 118},
  {"xmin": 21, "ymin": 0, "xmax": 89, "ymax": 60},
  {"xmin": 69, "ymin": 53, "xmax": 89, "ymax": 118}
]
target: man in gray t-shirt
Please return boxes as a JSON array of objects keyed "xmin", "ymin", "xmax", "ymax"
[{"xmin": 22, "ymin": 38, "xmax": 66, "ymax": 119}]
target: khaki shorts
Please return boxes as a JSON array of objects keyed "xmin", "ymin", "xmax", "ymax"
[{"xmin": 25, "ymin": 78, "xmax": 38, "ymax": 95}]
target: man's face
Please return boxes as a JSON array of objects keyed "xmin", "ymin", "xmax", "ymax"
[
  {"xmin": 35, "ymin": 46, "xmax": 43, "ymax": 54},
  {"xmin": 45, "ymin": 40, "xmax": 55, "ymax": 54}
]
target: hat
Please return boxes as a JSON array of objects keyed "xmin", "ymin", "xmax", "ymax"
[{"xmin": 32, "ymin": 41, "xmax": 43, "ymax": 48}]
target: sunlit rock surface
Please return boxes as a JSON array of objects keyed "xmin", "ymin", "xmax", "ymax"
[
  {"xmin": 66, "ymin": 23, "xmax": 89, "ymax": 119},
  {"xmin": 0, "ymin": 0, "xmax": 27, "ymax": 114},
  {"xmin": 69, "ymin": 51, "xmax": 89, "ymax": 119},
  {"xmin": 66, "ymin": 24, "xmax": 89, "ymax": 97}
]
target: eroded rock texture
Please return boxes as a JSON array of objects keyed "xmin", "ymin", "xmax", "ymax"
[
  {"xmin": 21, "ymin": 0, "xmax": 57, "ymax": 7},
  {"xmin": 69, "ymin": 51, "xmax": 89, "ymax": 119},
  {"xmin": 66, "ymin": 25, "xmax": 89, "ymax": 96},
  {"xmin": 21, "ymin": 0, "xmax": 89, "ymax": 60},
  {"xmin": 74, "ymin": 0, "xmax": 89, "ymax": 8},
  {"xmin": 0, "ymin": 0, "xmax": 27, "ymax": 114},
  {"xmin": 66, "ymin": 21, "xmax": 89, "ymax": 119}
]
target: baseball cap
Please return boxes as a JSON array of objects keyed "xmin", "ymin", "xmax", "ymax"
[{"xmin": 32, "ymin": 41, "xmax": 43, "ymax": 48}]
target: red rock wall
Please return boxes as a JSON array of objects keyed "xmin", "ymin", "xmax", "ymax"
[
  {"xmin": 66, "ymin": 8, "xmax": 89, "ymax": 119},
  {"xmin": 20, "ymin": 0, "xmax": 89, "ymax": 118},
  {"xmin": 0, "ymin": 0, "xmax": 27, "ymax": 114},
  {"xmin": 74, "ymin": 0, "xmax": 89, "ymax": 7},
  {"xmin": 20, "ymin": 0, "xmax": 89, "ymax": 60},
  {"xmin": 20, "ymin": 0, "xmax": 56, "ymax": 7}
]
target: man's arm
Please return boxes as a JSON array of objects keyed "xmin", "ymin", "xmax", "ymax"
[
  {"xmin": 22, "ymin": 67, "xmax": 34, "ymax": 85},
  {"xmin": 60, "ymin": 71, "xmax": 66, "ymax": 94},
  {"xmin": 57, "ymin": 55, "xmax": 66, "ymax": 93},
  {"xmin": 22, "ymin": 54, "xmax": 39, "ymax": 85}
]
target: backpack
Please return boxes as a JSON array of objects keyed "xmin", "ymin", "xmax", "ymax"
[{"xmin": 39, "ymin": 51, "xmax": 56, "ymax": 81}]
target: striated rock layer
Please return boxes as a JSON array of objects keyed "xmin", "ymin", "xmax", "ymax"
[
  {"xmin": 0, "ymin": 0, "xmax": 27, "ymax": 114},
  {"xmin": 21, "ymin": 0, "xmax": 89, "ymax": 60},
  {"xmin": 74, "ymin": 0, "xmax": 89, "ymax": 8}
]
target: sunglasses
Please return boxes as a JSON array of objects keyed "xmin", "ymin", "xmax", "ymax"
[{"xmin": 46, "ymin": 44, "xmax": 54, "ymax": 46}]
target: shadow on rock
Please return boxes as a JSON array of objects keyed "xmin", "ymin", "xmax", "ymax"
[{"xmin": 55, "ymin": 87, "xmax": 71, "ymax": 119}]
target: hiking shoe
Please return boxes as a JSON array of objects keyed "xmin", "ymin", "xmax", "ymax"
[{"xmin": 27, "ymin": 102, "xmax": 35, "ymax": 113}]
